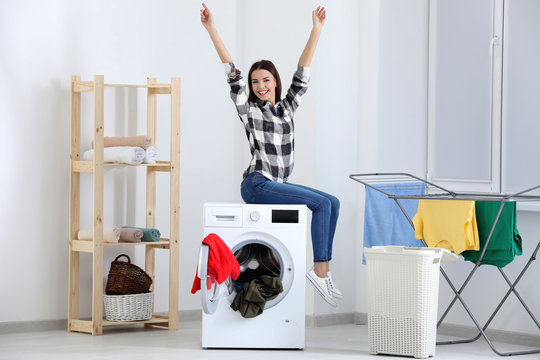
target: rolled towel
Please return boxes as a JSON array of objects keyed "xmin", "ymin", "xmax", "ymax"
[
  {"xmin": 78, "ymin": 226, "xmax": 120, "ymax": 243},
  {"xmin": 122, "ymin": 226, "xmax": 161, "ymax": 242},
  {"xmin": 92, "ymin": 136, "xmax": 151, "ymax": 150},
  {"xmin": 143, "ymin": 146, "xmax": 157, "ymax": 164},
  {"xmin": 83, "ymin": 146, "xmax": 145, "ymax": 165},
  {"xmin": 119, "ymin": 228, "xmax": 143, "ymax": 243}
]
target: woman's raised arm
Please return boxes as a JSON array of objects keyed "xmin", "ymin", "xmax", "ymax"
[
  {"xmin": 200, "ymin": 3, "xmax": 233, "ymax": 64},
  {"xmin": 298, "ymin": 6, "xmax": 326, "ymax": 67}
]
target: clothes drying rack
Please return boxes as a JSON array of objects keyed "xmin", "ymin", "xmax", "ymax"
[{"xmin": 350, "ymin": 173, "xmax": 540, "ymax": 357}]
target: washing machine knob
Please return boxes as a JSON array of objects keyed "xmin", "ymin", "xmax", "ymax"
[{"xmin": 250, "ymin": 211, "xmax": 261, "ymax": 222}]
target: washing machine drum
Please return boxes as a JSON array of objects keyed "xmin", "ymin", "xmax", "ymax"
[{"xmin": 198, "ymin": 238, "xmax": 294, "ymax": 315}]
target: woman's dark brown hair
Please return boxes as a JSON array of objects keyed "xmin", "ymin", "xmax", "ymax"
[{"xmin": 248, "ymin": 60, "xmax": 282, "ymax": 104}]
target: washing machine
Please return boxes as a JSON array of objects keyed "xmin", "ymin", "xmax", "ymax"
[{"xmin": 197, "ymin": 202, "xmax": 307, "ymax": 349}]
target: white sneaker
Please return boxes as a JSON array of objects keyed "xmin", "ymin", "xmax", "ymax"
[
  {"xmin": 306, "ymin": 268, "xmax": 337, "ymax": 308},
  {"xmin": 327, "ymin": 271, "xmax": 343, "ymax": 300}
]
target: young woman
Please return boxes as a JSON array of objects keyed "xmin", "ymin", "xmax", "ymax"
[{"xmin": 200, "ymin": 3, "xmax": 342, "ymax": 307}]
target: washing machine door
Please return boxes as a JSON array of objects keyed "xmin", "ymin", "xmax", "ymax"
[{"xmin": 197, "ymin": 243, "xmax": 226, "ymax": 315}]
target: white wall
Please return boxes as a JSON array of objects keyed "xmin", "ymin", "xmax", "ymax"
[
  {"xmin": 0, "ymin": 0, "xmax": 244, "ymax": 321},
  {"xmin": 377, "ymin": 0, "xmax": 428, "ymax": 176},
  {"xmin": 352, "ymin": 0, "xmax": 429, "ymax": 316},
  {"xmin": 313, "ymin": 0, "xmax": 362, "ymax": 315},
  {"xmin": 0, "ymin": 0, "xmax": 364, "ymax": 322},
  {"xmin": 1, "ymin": 0, "xmax": 538, "ymax": 339}
]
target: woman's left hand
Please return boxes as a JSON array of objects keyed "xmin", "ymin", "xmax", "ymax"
[{"xmin": 312, "ymin": 6, "xmax": 326, "ymax": 29}]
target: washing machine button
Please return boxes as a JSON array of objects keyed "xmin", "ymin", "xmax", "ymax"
[{"xmin": 249, "ymin": 211, "xmax": 261, "ymax": 222}]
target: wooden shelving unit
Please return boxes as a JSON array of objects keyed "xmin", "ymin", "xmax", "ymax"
[{"xmin": 68, "ymin": 75, "xmax": 180, "ymax": 335}]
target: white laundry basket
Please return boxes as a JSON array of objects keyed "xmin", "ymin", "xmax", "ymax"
[{"xmin": 364, "ymin": 246, "xmax": 457, "ymax": 359}]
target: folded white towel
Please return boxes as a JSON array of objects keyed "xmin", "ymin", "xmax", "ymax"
[
  {"xmin": 143, "ymin": 146, "xmax": 157, "ymax": 164},
  {"xmin": 77, "ymin": 226, "xmax": 120, "ymax": 243},
  {"xmin": 82, "ymin": 146, "xmax": 145, "ymax": 165}
]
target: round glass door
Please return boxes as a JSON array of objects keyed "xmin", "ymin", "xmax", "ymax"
[{"xmin": 198, "ymin": 244, "xmax": 226, "ymax": 315}]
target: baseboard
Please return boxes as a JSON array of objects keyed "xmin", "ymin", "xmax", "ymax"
[
  {"xmin": 305, "ymin": 312, "xmax": 366, "ymax": 328},
  {"xmin": 305, "ymin": 312, "xmax": 357, "ymax": 328},
  {"xmin": 0, "ymin": 310, "xmax": 203, "ymax": 335},
  {"xmin": 2, "ymin": 310, "xmax": 538, "ymax": 349},
  {"xmin": 0, "ymin": 319, "xmax": 67, "ymax": 334},
  {"xmin": 354, "ymin": 312, "xmax": 368, "ymax": 325},
  {"xmin": 437, "ymin": 322, "xmax": 540, "ymax": 349},
  {"xmin": 308, "ymin": 312, "xmax": 539, "ymax": 348}
]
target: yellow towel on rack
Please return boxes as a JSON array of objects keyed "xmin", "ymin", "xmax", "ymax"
[{"xmin": 412, "ymin": 200, "xmax": 480, "ymax": 254}]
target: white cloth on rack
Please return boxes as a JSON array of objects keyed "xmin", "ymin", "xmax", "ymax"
[
  {"xmin": 143, "ymin": 146, "xmax": 157, "ymax": 164},
  {"xmin": 82, "ymin": 146, "xmax": 145, "ymax": 165},
  {"xmin": 78, "ymin": 226, "xmax": 121, "ymax": 243}
]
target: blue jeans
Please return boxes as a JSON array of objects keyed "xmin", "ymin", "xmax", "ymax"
[{"xmin": 240, "ymin": 172, "xmax": 340, "ymax": 263}]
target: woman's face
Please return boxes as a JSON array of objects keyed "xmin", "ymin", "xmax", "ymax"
[{"xmin": 251, "ymin": 69, "xmax": 277, "ymax": 105}]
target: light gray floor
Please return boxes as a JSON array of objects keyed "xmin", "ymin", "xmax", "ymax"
[{"xmin": 0, "ymin": 321, "xmax": 537, "ymax": 360}]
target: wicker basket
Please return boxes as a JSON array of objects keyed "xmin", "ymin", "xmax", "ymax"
[
  {"xmin": 106, "ymin": 254, "xmax": 152, "ymax": 295},
  {"xmin": 103, "ymin": 292, "xmax": 153, "ymax": 321}
]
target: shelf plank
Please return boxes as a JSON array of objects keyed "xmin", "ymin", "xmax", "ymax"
[
  {"xmin": 70, "ymin": 239, "xmax": 170, "ymax": 252},
  {"xmin": 148, "ymin": 86, "xmax": 171, "ymax": 95},
  {"xmin": 71, "ymin": 240, "xmax": 95, "ymax": 253},
  {"xmin": 68, "ymin": 319, "xmax": 94, "ymax": 333},
  {"xmin": 168, "ymin": 77, "xmax": 181, "ymax": 331},
  {"xmin": 71, "ymin": 161, "xmax": 171, "ymax": 173},
  {"xmin": 102, "ymin": 239, "xmax": 170, "ymax": 247},
  {"xmin": 147, "ymin": 242, "xmax": 170, "ymax": 249},
  {"xmin": 104, "ymin": 83, "xmax": 171, "ymax": 91},
  {"xmin": 69, "ymin": 317, "xmax": 170, "ymax": 331},
  {"xmin": 74, "ymin": 81, "xmax": 171, "ymax": 91},
  {"xmin": 92, "ymin": 75, "xmax": 105, "ymax": 335},
  {"xmin": 69, "ymin": 75, "xmax": 82, "ymax": 326},
  {"xmin": 148, "ymin": 162, "xmax": 171, "ymax": 172},
  {"xmin": 73, "ymin": 81, "xmax": 94, "ymax": 93},
  {"xmin": 104, "ymin": 84, "xmax": 147, "ymax": 88},
  {"xmin": 102, "ymin": 315, "xmax": 169, "ymax": 327},
  {"xmin": 72, "ymin": 161, "xmax": 93, "ymax": 172}
]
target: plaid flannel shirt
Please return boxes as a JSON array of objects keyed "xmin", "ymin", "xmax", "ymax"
[{"xmin": 225, "ymin": 62, "xmax": 310, "ymax": 183}]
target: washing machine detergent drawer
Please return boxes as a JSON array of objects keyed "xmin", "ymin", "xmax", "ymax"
[{"xmin": 205, "ymin": 206, "xmax": 243, "ymax": 227}]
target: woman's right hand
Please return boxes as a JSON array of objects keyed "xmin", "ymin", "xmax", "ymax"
[
  {"xmin": 312, "ymin": 6, "xmax": 326, "ymax": 29},
  {"xmin": 200, "ymin": 3, "xmax": 214, "ymax": 30},
  {"xmin": 199, "ymin": 2, "xmax": 233, "ymax": 63}
]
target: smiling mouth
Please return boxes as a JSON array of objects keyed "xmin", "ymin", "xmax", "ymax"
[{"xmin": 257, "ymin": 90, "xmax": 269, "ymax": 96}]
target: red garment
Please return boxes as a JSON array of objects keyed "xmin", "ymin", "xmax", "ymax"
[{"xmin": 191, "ymin": 233, "xmax": 240, "ymax": 294}]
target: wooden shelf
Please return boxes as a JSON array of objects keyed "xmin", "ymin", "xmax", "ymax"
[
  {"xmin": 70, "ymin": 239, "xmax": 171, "ymax": 253},
  {"xmin": 102, "ymin": 315, "xmax": 170, "ymax": 327},
  {"xmin": 71, "ymin": 160, "xmax": 172, "ymax": 173},
  {"xmin": 68, "ymin": 75, "xmax": 181, "ymax": 336},
  {"xmin": 73, "ymin": 81, "xmax": 171, "ymax": 94},
  {"xmin": 69, "ymin": 315, "xmax": 170, "ymax": 334}
]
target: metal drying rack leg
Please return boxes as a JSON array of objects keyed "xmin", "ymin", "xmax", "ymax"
[
  {"xmin": 438, "ymin": 239, "xmax": 540, "ymax": 356},
  {"xmin": 350, "ymin": 173, "xmax": 540, "ymax": 356}
]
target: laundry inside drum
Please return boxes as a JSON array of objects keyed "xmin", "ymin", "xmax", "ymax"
[{"xmin": 234, "ymin": 242, "xmax": 282, "ymax": 284}]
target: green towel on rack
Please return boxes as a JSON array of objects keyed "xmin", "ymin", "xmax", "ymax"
[
  {"xmin": 461, "ymin": 201, "xmax": 522, "ymax": 267},
  {"xmin": 122, "ymin": 226, "xmax": 161, "ymax": 242}
]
